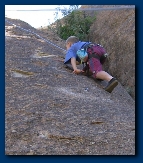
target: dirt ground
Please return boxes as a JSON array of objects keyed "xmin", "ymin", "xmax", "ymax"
[{"xmin": 5, "ymin": 18, "xmax": 135, "ymax": 155}]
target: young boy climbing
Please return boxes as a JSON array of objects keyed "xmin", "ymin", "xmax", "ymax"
[{"xmin": 64, "ymin": 36, "xmax": 118, "ymax": 93}]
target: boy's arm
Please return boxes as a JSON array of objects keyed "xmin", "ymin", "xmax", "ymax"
[{"xmin": 71, "ymin": 57, "xmax": 84, "ymax": 74}]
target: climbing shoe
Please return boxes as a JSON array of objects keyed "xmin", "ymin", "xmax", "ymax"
[{"xmin": 104, "ymin": 78, "xmax": 118, "ymax": 93}]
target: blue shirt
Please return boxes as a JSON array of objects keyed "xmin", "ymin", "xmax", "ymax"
[{"xmin": 64, "ymin": 41, "xmax": 89, "ymax": 64}]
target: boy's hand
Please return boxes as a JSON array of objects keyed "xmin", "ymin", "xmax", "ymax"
[
  {"xmin": 73, "ymin": 69, "xmax": 84, "ymax": 75},
  {"xmin": 71, "ymin": 58, "xmax": 84, "ymax": 74}
]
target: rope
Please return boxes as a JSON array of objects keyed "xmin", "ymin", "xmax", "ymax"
[{"xmin": 5, "ymin": 19, "xmax": 67, "ymax": 53}]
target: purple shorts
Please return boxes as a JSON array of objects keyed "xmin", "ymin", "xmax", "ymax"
[
  {"xmin": 88, "ymin": 57, "xmax": 103, "ymax": 78},
  {"xmin": 87, "ymin": 45, "xmax": 106, "ymax": 78}
]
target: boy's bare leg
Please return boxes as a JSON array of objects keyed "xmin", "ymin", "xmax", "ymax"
[
  {"xmin": 96, "ymin": 71, "xmax": 113, "ymax": 82},
  {"xmin": 96, "ymin": 71, "xmax": 118, "ymax": 93}
]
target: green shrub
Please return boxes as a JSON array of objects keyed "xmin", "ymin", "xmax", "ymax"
[{"xmin": 57, "ymin": 10, "xmax": 96, "ymax": 41}]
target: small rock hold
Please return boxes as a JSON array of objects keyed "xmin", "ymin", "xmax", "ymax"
[{"xmin": 84, "ymin": 88, "xmax": 89, "ymax": 91}]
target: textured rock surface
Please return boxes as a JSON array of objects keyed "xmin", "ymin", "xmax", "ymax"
[
  {"xmin": 5, "ymin": 18, "xmax": 135, "ymax": 155},
  {"xmin": 87, "ymin": 5, "xmax": 135, "ymax": 99}
]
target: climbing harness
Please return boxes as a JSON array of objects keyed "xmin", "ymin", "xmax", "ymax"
[{"xmin": 77, "ymin": 43, "xmax": 108, "ymax": 76}]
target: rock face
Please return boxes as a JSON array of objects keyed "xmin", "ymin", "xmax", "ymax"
[
  {"xmin": 85, "ymin": 5, "xmax": 135, "ymax": 99},
  {"xmin": 5, "ymin": 17, "xmax": 135, "ymax": 155}
]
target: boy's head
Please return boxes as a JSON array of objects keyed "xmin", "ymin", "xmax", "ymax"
[{"xmin": 66, "ymin": 36, "xmax": 79, "ymax": 50}]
